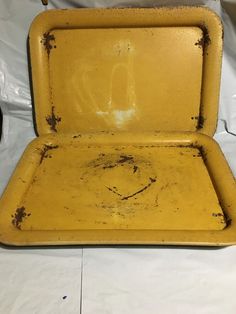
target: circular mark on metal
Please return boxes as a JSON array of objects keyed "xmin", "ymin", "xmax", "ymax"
[{"xmin": 81, "ymin": 153, "xmax": 157, "ymax": 202}]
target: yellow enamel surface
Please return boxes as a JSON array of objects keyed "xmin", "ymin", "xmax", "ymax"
[
  {"xmin": 14, "ymin": 142, "xmax": 224, "ymax": 231},
  {"xmin": 48, "ymin": 27, "xmax": 203, "ymax": 133},
  {"xmin": 0, "ymin": 132, "xmax": 236, "ymax": 245},
  {"xmin": 1, "ymin": 7, "xmax": 236, "ymax": 246},
  {"xmin": 29, "ymin": 7, "xmax": 223, "ymax": 136}
]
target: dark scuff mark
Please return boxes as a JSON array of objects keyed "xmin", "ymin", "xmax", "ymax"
[
  {"xmin": 117, "ymin": 155, "xmax": 134, "ymax": 164},
  {"xmin": 197, "ymin": 146, "xmax": 207, "ymax": 165},
  {"xmin": 133, "ymin": 165, "xmax": 138, "ymax": 173},
  {"xmin": 103, "ymin": 164, "xmax": 116, "ymax": 170},
  {"xmin": 226, "ymin": 217, "xmax": 232, "ymax": 227},
  {"xmin": 39, "ymin": 144, "xmax": 59, "ymax": 164},
  {"xmin": 11, "ymin": 207, "xmax": 30, "ymax": 230},
  {"xmin": 41, "ymin": 32, "xmax": 56, "ymax": 56},
  {"xmin": 89, "ymin": 154, "xmax": 135, "ymax": 170},
  {"xmin": 46, "ymin": 106, "xmax": 61, "ymax": 132},
  {"xmin": 105, "ymin": 186, "xmax": 122, "ymax": 197},
  {"xmin": 122, "ymin": 177, "xmax": 156, "ymax": 200}
]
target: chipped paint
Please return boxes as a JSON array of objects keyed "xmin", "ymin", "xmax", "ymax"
[
  {"xmin": 11, "ymin": 207, "xmax": 31, "ymax": 230},
  {"xmin": 46, "ymin": 106, "xmax": 61, "ymax": 132},
  {"xmin": 39, "ymin": 144, "xmax": 59, "ymax": 164},
  {"xmin": 41, "ymin": 32, "xmax": 56, "ymax": 56}
]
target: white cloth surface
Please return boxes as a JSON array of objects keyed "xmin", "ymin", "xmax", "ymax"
[
  {"xmin": 83, "ymin": 247, "xmax": 236, "ymax": 314},
  {"xmin": 0, "ymin": 248, "xmax": 82, "ymax": 314},
  {"xmin": 0, "ymin": 0, "xmax": 235, "ymax": 313}
]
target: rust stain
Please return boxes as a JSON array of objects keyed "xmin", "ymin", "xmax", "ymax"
[
  {"xmin": 197, "ymin": 146, "xmax": 207, "ymax": 164},
  {"xmin": 106, "ymin": 177, "xmax": 157, "ymax": 201},
  {"xmin": 88, "ymin": 154, "xmax": 136, "ymax": 170},
  {"xmin": 41, "ymin": 32, "xmax": 56, "ymax": 56},
  {"xmin": 122, "ymin": 177, "xmax": 156, "ymax": 200},
  {"xmin": 195, "ymin": 25, "xmax": 211, "ymax": 55},
  {"xmin": 212, "ymin": 212, "xmax": 227, "ymax": 225},
  {"xmin": 195, "ymin": 37, "xmax": 205, "ymax": 49},
  {"xmin": 197, "ymin": 115, "xmax": 205, "ymax": 129},
  {"xmin": 11, "ymin": 207, "xmax": 31, "ymax": 230},
  {"xmin": 212, "ymin": 213, "xmax": 224, "ymax": 217},
  {"xmin": 73, "ymin": 134, "xmax": 81, "ymax": 139},
  {"xmin": 39, "ymin": 144, "xmax": 59, "ymax": 164},
  {"xmin": 46, "ymin": 106, "xmax": 61, "ymax": 132},
  {"xmin": 191, "ymin": 115, "xmax": 205, "ymax": 129}
]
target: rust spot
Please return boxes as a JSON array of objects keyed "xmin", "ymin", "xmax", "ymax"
[
  {"xmin": 191, "ymin": 115, "xmax": 205, "ymax": 129},
  {"xmin": 41, "ymin": 32, "xmax": 56, "ymax": 56},
  {"xmin": 12, "ymin": 207, "xmax": 30, "ymax": 230},
  {"xmin": 212, "ymin": 213, "xmax": 224, "ymax": 217},
  {"xmin": 19, "ymin": 177, "xmax": 26, "ymax": 183},
  {"xmin": 195, "ymin": 25, "xmax": 211, "ymax": 55},
  {"xmin": 73, "ymin": 134, "xmax": 81, "ymax": 139},
  {"xmin": 46, "ymin": 106, "xmax": 61, "ymax": 132},
  {"xmin": 212, "ymin": 212, "xmax": 228, "ymax": 225},
  {"xmin": 39, "ymin": 144, "xmax": 59, "ymax": 164},
  {"xmin": 195, "ymin": 37, "xmax": 205, "ymax": 49}
]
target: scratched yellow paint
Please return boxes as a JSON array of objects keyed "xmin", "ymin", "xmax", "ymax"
[
  {"xmin": 18, "ymin": 142, "xmax": 225, "ymax": 231},
  {"xmin": 0, "ymin": 7, "xmax": 236, "ymax": 246}
]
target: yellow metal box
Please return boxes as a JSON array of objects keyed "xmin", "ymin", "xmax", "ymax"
[{"xmin": 0, "ymin": 7, "xmax": 236, "ymax": 246}]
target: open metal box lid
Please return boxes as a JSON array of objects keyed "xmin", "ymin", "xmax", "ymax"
[{"xmin": 0, "ymin": 7, "xmax": 236, "ymax": 246}]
